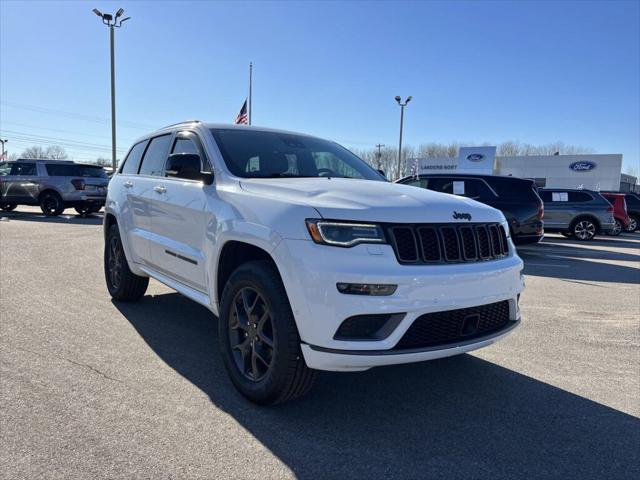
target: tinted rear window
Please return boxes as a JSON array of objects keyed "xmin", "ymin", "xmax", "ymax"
[
  {"xmin": 625, "ymin": 194, "xmax": 640, "ymax": 205},
  {"xmin": 486, "ymin": 177, "xmax": 539, "ymax": 200},
  {"xmin": 121, "ymin": 140, "xmax": 148, "ymax": 175},
  {"xmin": 45, "ymin": 164, "xmax": 81, "ymax": 176},
  {"xmin": 80, "ymin": 166, "xmax": 109, "ymax": 178}
]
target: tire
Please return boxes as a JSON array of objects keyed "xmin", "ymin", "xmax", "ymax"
[
  {"xmin": 625, "ymin": 216, "xmax": 638, "ymax": 233},
  {"xmin": 0, "ymin": 202, "xmax": 17, "ymax": 212},
  {"xmin": 39, "ymin": 191, "xmax": 64, "ymax": 216},
  {"xmin": 75, "ymin": 204, "xmax": 92, "ymax": 216},
  {"xmin": 104, "ymin": 223, "xmax": 149, "ymax": 301},
  {"xmin": 571, "ymin": 217, "xmax": 597, "ymax": 241},
  {"xmin": 608, "ymin": 219, "xmax": 622, "ymax": 236},
  {"xmin": 219, "ymin": 260, "xmax": 317, "ymax": 405}
]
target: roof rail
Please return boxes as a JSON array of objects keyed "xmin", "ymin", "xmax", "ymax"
[{"xmin": 159, "ymin": 119, "xmax": 202, "ymax": 130}]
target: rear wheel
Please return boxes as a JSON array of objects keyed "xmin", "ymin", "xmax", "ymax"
[
  {"xmin": 608, "ymin": 219, "xmax": 622, "ymax": 236},
  {"xmin": 0, "ymin": 202, "xmax": 17, "ymax": 212},
  {"xmin": 572, "ymin": 218, "xmax": 597, "ymax": 241},
  {"xmin": 39, "ymin": 192, "xmax": 64, "ymax": 216},
  {"xmin": 219, "ymin": 260, "xmax": 317, "ymax": 405},
  {"xmin": 625, "ymin": 216, "xmax": 638, "ymax": 232},
  {"xmin": 104, "ymin": 223, "xmax": 149, "ymax": 301}
]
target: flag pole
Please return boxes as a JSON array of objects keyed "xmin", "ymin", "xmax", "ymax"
[{"xmin": 248, "ymin": 62, "xmax": 253, "ymax": 125}]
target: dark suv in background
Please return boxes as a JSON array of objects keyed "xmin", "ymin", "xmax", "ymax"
[
  {"xmin": 539, "ymin": 189, "xmax": 615, "ymax": 241},
  {"xmin": 397, "ymin": 174, "xmax": 544, "ymax": 244}
]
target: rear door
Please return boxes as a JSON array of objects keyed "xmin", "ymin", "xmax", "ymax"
[
  {"xmin": 540, "ymin": 190, "xmax": 570, "ymax": 227},
  {"xmin": 147, "ymin": 131, "xmax": 211, "ymax": 292}
]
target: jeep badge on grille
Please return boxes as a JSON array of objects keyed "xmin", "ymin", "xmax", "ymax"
[{"xmin": 453, "ymin": 211, "xmax": 472, "ymax": 221}]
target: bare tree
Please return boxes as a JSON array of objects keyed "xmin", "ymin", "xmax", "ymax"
[
  {"xmin": 45, "ymin": 145, "xmax": 68, "ymax": 160},
  {"xmin": 19, "ymin": 145, "xmax": 69, "ymax": 160},
  {"xmin": 20, "ymin": 146, "xmax": 47, "ymax": 159}
]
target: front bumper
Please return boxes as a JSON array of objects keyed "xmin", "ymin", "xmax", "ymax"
[{"xmin": 273, "ymin": 239, "xmax": 525, "ymax": 371}]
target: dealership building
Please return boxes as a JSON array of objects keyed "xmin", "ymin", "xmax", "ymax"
[{"xmin": 408, "ymin": 146, "xmax": 635, "ymax": 192}]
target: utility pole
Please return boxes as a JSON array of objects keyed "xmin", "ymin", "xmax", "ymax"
[
  {"xmin": 0, "ymin": 139, "xmax": 7, "ymax": 159},
  {"xmin": 394, "ymin": 96, "xmax": 412, "ymax": 180},
  {"xmin": 248, "ymin": 62, "xmax": 253, "ymax": 125},
  {"xmin": 375, "ymin": 143, "xmax": 384, "ymax": 169},
  {"xmin": 92, "ymin": 8, "xmax": 131, "ymax": 172}
]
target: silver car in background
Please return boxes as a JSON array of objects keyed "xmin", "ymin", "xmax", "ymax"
[
  {"xmin": 0, "ymin": 159, "xmax": 109, "ymax": 216},
  {"xmin": 539, "ymin": 188, "xmax": 615, "ymax": 241}
]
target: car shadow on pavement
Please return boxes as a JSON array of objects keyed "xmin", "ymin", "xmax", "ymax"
[
  {"xmin": 0, "ymin": 210, "xmax": 103, "ymax": 225},
  {"xmin": 114, "ymin": 293, "xmax": 640, "ymax": 480}
]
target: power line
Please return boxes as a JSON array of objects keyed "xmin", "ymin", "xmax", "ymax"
[
  {"xmin": 1, "ymin": 101, "xmax": 156, "ymax": 130},
  {"xmin": 0, "ymin": 130, "xmax": 127, "ymax": 152},
  {"xmin": 0, "ymin": 120, "xmax": 136, "ymax": 144}
]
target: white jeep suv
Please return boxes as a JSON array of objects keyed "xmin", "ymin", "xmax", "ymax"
[{"xmin": 104, "ymin": 121, "xmax": 524, "ymax": 404}]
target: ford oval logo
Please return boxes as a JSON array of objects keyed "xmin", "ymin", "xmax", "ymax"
[
  {"xmin": 569, "ymin": 161, "xmax": 596, "ymax": 171},
  {"xmin": 466, "ymin": 153, "xmax": 485, "ymax": 162}
]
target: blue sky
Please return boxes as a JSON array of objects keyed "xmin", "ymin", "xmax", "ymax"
[{"xmin": 1, "ymin": 0, "xmax": 638, "ymax": 172}]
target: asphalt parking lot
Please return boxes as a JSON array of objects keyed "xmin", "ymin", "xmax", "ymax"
[{"xmin": 1, "ymin": 206, "xmax": 639, "ymax": 480}]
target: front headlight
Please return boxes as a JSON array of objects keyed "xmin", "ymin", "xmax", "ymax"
[{"xmin": 305, "ymin": 219, "xmax": 386, "ymax": 247}]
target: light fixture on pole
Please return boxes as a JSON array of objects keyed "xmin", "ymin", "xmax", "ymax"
[
  {"xmin": 92, "ymin": 8, "xmax": 131, "ymax": 172},
  {"xmin": 395, "ymin": 95, "xmax": 412, "ymax": 180}
]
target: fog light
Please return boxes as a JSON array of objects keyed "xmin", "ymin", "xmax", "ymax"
[{"xmin": 336, "ymin": 283, "xmax": 397, "ymax": 296}]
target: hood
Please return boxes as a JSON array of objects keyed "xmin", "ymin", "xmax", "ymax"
[{"xmin": 239, "ymin": 177, "xmax": 504, "ymax": 224}]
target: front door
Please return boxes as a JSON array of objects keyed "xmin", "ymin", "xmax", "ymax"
[{"xmin": 147, "ymin": 131, "xmax": 211, "ymax": 292}]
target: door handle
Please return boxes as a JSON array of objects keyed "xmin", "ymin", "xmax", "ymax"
[
  {"xmin": 123, "ymin": 181, "xmax": 134, "ymax": 188},
  {"xmin": 153, "ymin": 185, "xmax": 166, "ymax": 194}
]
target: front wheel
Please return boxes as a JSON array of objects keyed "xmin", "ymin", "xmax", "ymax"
[
  {"xmin": 0, "ymin": 202, "xmax": 17, "ymax": 212},
  {"xmin": 572, "ymin": 219, "xmax": 597, "ymax": 241},
  {"xmin": 104, "ymin": 224, "xmax": 149, "ymax": 301},
  {"xmin": 219, "ymin": 260, "xmax": 317, "ymax": 405}
]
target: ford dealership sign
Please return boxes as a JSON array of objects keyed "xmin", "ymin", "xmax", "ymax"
[{"xmin": 569, "ymin": 161, "xmax": 596, "ymax": 171}]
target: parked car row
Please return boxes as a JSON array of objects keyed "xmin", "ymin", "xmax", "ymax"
[
  {"xmin": 0, "ymin": 159, "xmax": 109, "ymax": 216},
  {"xmin": 397, "ymin": 173, "xmax": 639, "ymax": 241}
]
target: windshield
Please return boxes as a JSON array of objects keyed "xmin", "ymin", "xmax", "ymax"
[{"xmin": 210, "ymin": 129, "xmax": 384, "ymax": 181}]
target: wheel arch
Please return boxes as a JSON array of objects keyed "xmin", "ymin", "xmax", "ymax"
[
  {"xmin": 215, "ymin": 240, "xmax": 281, "ymax": 308},
  {"xmin": 37, "ymin": 188, "xmax": 62, "ymax": 203},
  {"xmin": 570, "ymin": 214, "xmax": 601, "ymax": 232}
]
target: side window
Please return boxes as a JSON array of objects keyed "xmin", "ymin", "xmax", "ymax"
[
  {"xmin": 45, "ymin": 164, "xmax": 81, "ymax": 176},
  {"xmin": 568, "ymin": 192, "xmax": 592, "ymax": 202},
  {"xmin": 172, "ymin": 137, "xmax": 200, "ymax": 155},
  {"xmin": 402, "ymin": 178, "xmax": 428, "ymax": 188},
  {"xmin": 10, "ymin": 163, "xmax": 36, "ymax": 176},
  {"xmin": 121, "ymin": 140, "xmax": 149, "ymax": 175},
  {"xmin": 0, "ymin": 162, "xmax": 11, "ymax": 176},
  {"xmin": 540, "ymin": 191, "xmax": 552, "ymax": 202},
  {"xmin": 171, "ymin": 132, "xmax": 212, "ymax": 173},
  {"xmin": 425, "ymin": 178, "xmax": 454, "ymax": 194},
  {"xmin": 138, "ymin": 135, "xmax": 172, "ymax": 177}
]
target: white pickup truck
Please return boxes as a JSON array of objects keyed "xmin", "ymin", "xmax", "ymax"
[{"xmin": 104, "ymin": 122, "xmax": 524, "ymax": 404}]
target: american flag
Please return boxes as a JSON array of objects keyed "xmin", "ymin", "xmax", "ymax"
[{"xmin": 234, "ymin": 99, "xmax": 248, "ymax": 124}]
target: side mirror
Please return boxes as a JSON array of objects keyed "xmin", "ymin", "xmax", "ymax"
[
  {"xmin": 377, "ymin": 169, "xmax": 387, "ymax": 179},
  {"xmin": 165, "ymin": 153, "xmax": 213, "ymax": 184}
]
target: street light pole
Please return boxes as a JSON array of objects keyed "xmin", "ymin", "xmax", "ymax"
[
  {"xmin": 394, "ymin": 95, "xmax": 412, "ymax": 180},
  {"xmin": 0, "ymin": 139, "xmax": 7, "ymax": 158},
  {"xmin": 92, "ymin": 8, "xmax": 130, "ymax": 172}
]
